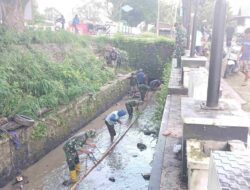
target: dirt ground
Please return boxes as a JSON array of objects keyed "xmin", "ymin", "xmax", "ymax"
[{"xmin": 224, "ymin": 72, "xmax": 250, "ymax": 112}]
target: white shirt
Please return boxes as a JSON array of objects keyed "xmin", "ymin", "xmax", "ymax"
[{"xmin": 196, "ymin": 30, "xmax": 203, "ymax": 46}]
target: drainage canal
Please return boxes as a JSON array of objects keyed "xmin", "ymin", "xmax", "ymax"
[{"xmin": 7, "ymin": 97, "xmax": 158, "ymax": 190}]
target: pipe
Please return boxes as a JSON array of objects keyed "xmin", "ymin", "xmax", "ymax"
[{"xmin": 206, "ymin": 0, "xmax": 227, "ymax": 107}]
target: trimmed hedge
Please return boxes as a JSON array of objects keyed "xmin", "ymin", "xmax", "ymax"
[{"xmin": 97, "ymin": 35, "xmax": 175, "ymax": 80}]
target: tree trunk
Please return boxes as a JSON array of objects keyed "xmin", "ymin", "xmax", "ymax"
[{"xmin": 0, "ymin": 0, "xmax": 29, "ymax": 32}]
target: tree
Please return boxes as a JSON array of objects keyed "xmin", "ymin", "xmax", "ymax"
[
  {"xmin": 108, "ymin": 0, "xmax": 157, "ymax": 26},
  {"xmin": 44, "ymin": 7, "xmax": 61, "ymax": 22},
  {"xmin": 28, "ymin": 0, "xmax": 45, "ymax": 24},
  {"xmin": 159, "ymin": 0, "xmax": 177, "ymax": 25},
  {"xmin": 74, "ymin": 0, "xmax": 109, "ymax": 22},
  {"xmin": 196, "ymin": 0, "xmax": 233, "ymax": 28},
  {"xmin": 0, "ymin": 0, "xmax": 29, "ymax": 31}
]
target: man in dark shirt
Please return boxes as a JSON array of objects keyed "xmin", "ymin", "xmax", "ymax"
[
  {"xmin": 136, "ymin": 69, "xmax": 145, "ymax": 85},
  {"xmin": 149, "ymin": 79, "xmax": 161, "ymax": 90},
  {"xmin": 125, "ymin": 99, "xmax": 143, "ymax": 119},
  {"xmin": 138, "ymin": 84, "xmax": 150, "ymax": 101},
  {"xmin": 129, "ymin": 73, "xmax": 138, "ymax": 97}
]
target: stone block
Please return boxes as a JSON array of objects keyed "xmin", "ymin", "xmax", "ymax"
[
  {"xmin": 203, "ymin": 140, "xmax": 228, "ymax": 157},
  {"xmin": 181, "ymin": 56, "xmax": 207, "ymax": 68},
  {"xmin": 182, "ymin": 98, "xmax": 250, "ymax": 183},
  {"xmin": 186, "ymin": 139, "xmax": 246, "ymax": 190},
  {"xmin": 188, "ymin": 169, "xmax": 208, "ymax": 190},
  {"xmin": 228, "ymin": 140, "xmax": 246, "ymax": 152},
  {"xmin": 186, "ymin": 139, "xmax": 209, "ymax": 190},
  {"xmin": 187, "ymin": 67, "xmax": 208, "ymax": 100},
  {"xmin": 181, "ymin": 97, "xmax": 250, "ymax": 130},
  {"xmin": 186, "ymin": 139, "xmax": 209, "ymax": 170},
  {"xmin": 208, "ymin": 151, "xmax": 250, "ymax": 190},
  {"xmin": 0, "ymin": 139, "xmax": 12, "ymax": 187}
]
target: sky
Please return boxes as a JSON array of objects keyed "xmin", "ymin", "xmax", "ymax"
[
  {"xmin": 37, "ymin": 0, "xmax": 82, "ymax": 21},
  {"xmin": 229, "ymin": 0, "xmax": 250, "ymax": 14},
  {"xmin": 37, "ymin": 0, "xmax": 250, "ymax": 21}
]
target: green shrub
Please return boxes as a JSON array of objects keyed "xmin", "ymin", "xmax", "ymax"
[
  {"xmin": 153, "ymin": 62, "xmax": 172, "ymax": 134},
  {"xmin": 95, "ymin": 35, "xmax": 174, "ymax": 79},
  {"xmin": 31, "ymin": 122, "xmax": 48, "ymax": 139}
]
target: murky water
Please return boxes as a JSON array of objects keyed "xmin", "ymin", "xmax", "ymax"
[
  {"xmin": 3, "ymin": 96, "xmax": 158, "ymax": 190},
  {"xmin": 78, "ymin": 111, "xmax": 157, "ymax": 190}
]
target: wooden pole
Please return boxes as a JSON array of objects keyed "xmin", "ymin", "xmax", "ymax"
[
  {"xmin": 68, "ymin": 116, "xmax": 139, "ymax": 190},
  {"xmin": 68, "ymin": 91, "xmax": 153, "ymax": 190}
]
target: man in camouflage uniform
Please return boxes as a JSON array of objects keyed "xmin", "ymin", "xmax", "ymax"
[
  {"xmin": 138, "ymin": 84, "xmax": 150, "ymax": 101},
  {"xmin": 125, "ymin": 100, "xmax": 143, "ymax": 119},
  {"xmin": 63, "ymin": 130, "xmax": 96, "ymax": 183},
  {"xmin": 129, "ymin": 73, "xmax": 138, "ymax": 97},
  {"xmin": 174, "ymin": 23, "xmax": 187, "ymax": 68}
]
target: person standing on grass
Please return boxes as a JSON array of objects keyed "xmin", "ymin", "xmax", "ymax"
[
  {"xmin": 239, "ymin": 28, "xmax": 250, "ymax": 86},
  {"xmin": 56, "ymin": 14, "xmax": 65, "ymax": 30},
  {"xmin": 105, "ymin": 109, "xmax": 127, "ymax": 143},
  {"xmin": 63, "ymin": 130, "xmax": 96, "ymax": 185},
  {"xmin": 72, "ymin": 14, "xmax": 80, "ymax": 33}
]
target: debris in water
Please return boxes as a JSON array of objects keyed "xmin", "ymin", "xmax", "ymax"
[
  {"xmin": 143, "ymin": 131, "xmax": 151, "ymax": 136},
  {"xmin": 173, "ymin": 144, "xmax": 182, "ymax": 153},
  {"xmin": 132, "ymin": 154, "xmax": 138, "ymax": 157},
  {"xmin": 109, "ymin": 177, "xmax": 115, "ymax": 182},
  {"xmin": 62, "ymin": 180, "xmax": 74, "ymax": 186},
  {"xmin": 141, "ymin": 173, "xmax": 150, "ymax": 180},
  {"xmin": 144, "ymin": 130, "xmax": 157, "ymax": 136},
  {"xmin": 137, "ymin": 143, "xmax": 147, "ymax": 151},
  {"xmin": 12, "ymin": 174, "xmax": 29, "ymax": 190}
]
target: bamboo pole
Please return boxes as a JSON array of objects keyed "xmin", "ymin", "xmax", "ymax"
[
  {"xmin": 68, "ymin": 91, "xmax": 152, "ymax": 190},
  {"xmin": 68, "ymin": 116, "xmax": 139, "ymax": 190}
]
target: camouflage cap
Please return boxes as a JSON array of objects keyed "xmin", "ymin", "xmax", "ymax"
[{"xmin": 85, "ymin": 129, "xmax": 96, "ymax": 139}]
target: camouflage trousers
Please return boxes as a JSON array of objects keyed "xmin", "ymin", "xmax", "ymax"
[{"xmin": 63, "ymin": 149, "xmax": 80, "ymax": 171}]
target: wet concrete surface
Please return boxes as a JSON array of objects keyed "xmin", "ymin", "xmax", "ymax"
[{"xmin": 2, "ymin": 95, "xmax": 158, "ymax": 190}]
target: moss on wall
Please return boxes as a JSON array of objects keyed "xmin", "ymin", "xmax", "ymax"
[{"xmin": 0, "ymin": 76, "xmax": 130, "ymax": 187}]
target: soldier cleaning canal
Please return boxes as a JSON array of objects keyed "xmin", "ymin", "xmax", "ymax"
[{"xmin": 63, "ymin": 130, "xmax": 96, "ymax": 186}]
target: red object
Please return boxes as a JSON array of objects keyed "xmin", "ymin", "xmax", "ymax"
[{"xmin": 69, "ymin": 22, "xmax": 89, "ymax": 34}]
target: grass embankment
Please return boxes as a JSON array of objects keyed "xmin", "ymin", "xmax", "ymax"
[
  {"xmin": 0, "ymin": 29, "xmax": 114, "ymax": 118},
  {"xmin": 0, "ymin": 29, "xmax": 174, "ymax": 122}
]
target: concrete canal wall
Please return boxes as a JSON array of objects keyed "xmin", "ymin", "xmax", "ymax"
[{"xmin": 0, "ymin": 75, "xmax": 130, "ymax": 187}]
